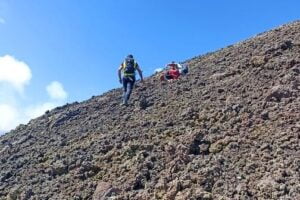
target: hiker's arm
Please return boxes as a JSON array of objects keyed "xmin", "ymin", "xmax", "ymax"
[
  {"xmin": 118, "ymin": 65, "xmax": 122, "ymax": 83},
  {"xmin": 136, "ymin": 65, "xmax": 143, "ymax": 82}
]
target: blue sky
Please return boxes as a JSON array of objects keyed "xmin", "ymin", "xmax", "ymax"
[{"xmin": 0, "ymin": 0, "xmax": 300, "ymax": 133}]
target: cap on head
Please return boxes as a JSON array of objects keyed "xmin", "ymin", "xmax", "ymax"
[{"xmin": 127, "ymin": 54, "xmax": 134, "ymax": 59}]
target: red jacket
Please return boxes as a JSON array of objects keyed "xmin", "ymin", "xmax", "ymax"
[{"xmin": 168, "ymin": 68, "xmax": 180, "ymax": 79}]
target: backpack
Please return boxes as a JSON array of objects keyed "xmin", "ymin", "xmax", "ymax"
[{"xmin": 123, "ymin": 58, "xmax": 136, "ymax": 74}]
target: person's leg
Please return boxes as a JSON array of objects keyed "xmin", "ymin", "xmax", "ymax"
[
  {"xmin": 122, "ymin": 77, "xmax": 128, "ymax": 104},
  {"xmin": 124, "ymin": 77, "xmax": 135, "ymax": 104},
  {"xmin": 182, "ymin": 66, "xmax": 188, "ymax": 75},
  {"xmin": 165, "ymin": 72, "xmax": 171, "ymax": 80}
]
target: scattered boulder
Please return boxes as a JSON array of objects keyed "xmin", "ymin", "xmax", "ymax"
[
  {"xmin": 265, "ymin": 85, "xmax": 293, "ymax": 102},
  {"xmin": 92, "ymin": 182, "xmax": 120, "ymax": 200},
  {"xmin": 250, "ymin": 55, "xmax": 268, "ymax": 67}
]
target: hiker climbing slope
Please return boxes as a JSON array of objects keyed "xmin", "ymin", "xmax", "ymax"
[{"xmin": 118, "ymin": 54, "xmax": 143, "ymax": 105}]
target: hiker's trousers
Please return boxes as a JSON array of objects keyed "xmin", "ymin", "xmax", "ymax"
[{"xmin": 122, "ymin": 76, "xmax": 136, "ymax": 104}]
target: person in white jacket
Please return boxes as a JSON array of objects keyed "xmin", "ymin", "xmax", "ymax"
[{"xmin": 178, "ymin": 62, "xmax": 189, "ymax": 75}]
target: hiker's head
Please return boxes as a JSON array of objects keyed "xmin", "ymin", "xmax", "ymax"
[
  {"xmin": 126, "ymin": 54, "xmax": 134, "ymax": 62},
  {"xmin": 171, "ymin": 61, "xmax": 175, "ymax": 64},
  {"xmin": 127, "ymin": 54, "xmax": 134, "ymax": 59}
]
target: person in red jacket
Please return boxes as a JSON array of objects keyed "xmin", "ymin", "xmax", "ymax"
[
  {"xmin": 167, "ymin": 65, "xmax": 180, "ymax": 80},
  {"xmin": 162, "ymin": 61, "xmax": 180, "ymax": 81}
]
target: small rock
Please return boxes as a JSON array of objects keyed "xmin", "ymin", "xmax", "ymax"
[
  {"xmin": 217, "ymin": 88, "xmax": 225, "ymax": 93},
  {"xmin": 7, "ymin": 187, "xmax": 21, "ymax": 200},
  {"xmin": 260, "ymin": 111, "xmax": 269, "ymax": 120},
  {"xmin": 92, "ymin": 182, "xmax": 120, "ymax": 200},
  {"xmin": 251, "ymin": 56, "xmax": 268, "ymax": 67},
  {"xmin": 20, "ymin": 188, "xmax": 33, "ymax": 200},
  {"xmin": 139, "ymin": 96, "xmax": 148, "ymax": 110},
  {"xmin": 265, "ymin": 85, "xmax": 292, "ymax": 102},
  {"xmin": 209, "ymin": 141, "xmax": 224, "ymax": 153},
  {"xmin": 280, "ymin": 40, "xmax": 293, "ymax": 50}
]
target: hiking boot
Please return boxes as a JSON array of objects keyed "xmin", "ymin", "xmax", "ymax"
[{"xmin": 120, "ymin": 102, "xmax": 128, "ymax": 106}]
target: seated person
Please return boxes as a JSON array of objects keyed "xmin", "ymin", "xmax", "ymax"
[
  {"xmin": 178, "ymin": 63, "xmax": 189, "ymax": 75},
  {"xmin": 164, "ymin": 65, "xmax": 180, "ymax": 80}
]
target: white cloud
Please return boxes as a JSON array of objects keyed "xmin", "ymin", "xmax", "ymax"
[
  {"xmin": 0, "ymin": 101, "xmax": 60, "ymax": 134},
  {"xmin": 46, "ymin": 81, "xmax": 68, "ymax": 100},
  {"xmin": 0, "ymin": 55, "xmax": 32, "ymax": 93},
  {"xmin": 0, "ymin": 104, "xmax": 19, "ymax": 132},
  {"xmin": 0, "ymin": 17, "xmax": 5, "ymax": 24},
  {"xmin": 0, "ymin": 55, "xmax": 68, "ymax": 134},
  {"xmin": 25, "ymin": 102, "xmax": 57, "ymax": 120}
]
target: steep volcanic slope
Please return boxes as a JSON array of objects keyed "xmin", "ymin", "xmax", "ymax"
[{"xmin": 1, "ymin": 21, "xmax": 300, "ymax": 200}]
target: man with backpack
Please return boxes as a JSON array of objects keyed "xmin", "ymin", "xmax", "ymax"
[{"xmin": 118, "ymin": 54, "xmax": 143, "ymax": 106}]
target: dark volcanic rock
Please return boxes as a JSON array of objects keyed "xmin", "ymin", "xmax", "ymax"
[{"xmin": 1, "ymin": 20, "xmax": 300, "ymax": 200}]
